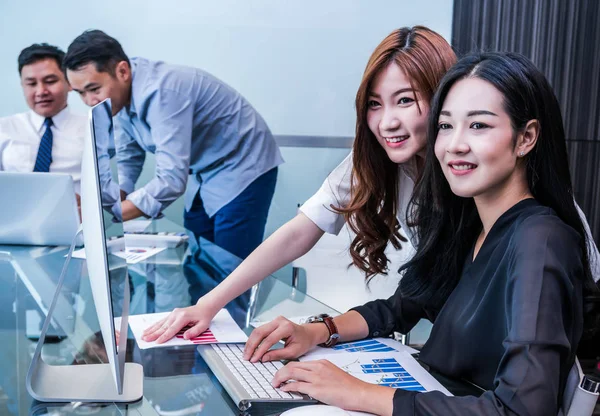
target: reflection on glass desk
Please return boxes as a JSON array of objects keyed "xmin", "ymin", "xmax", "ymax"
[{"xmin": 0, "ymin": 219, "xmax": 341, "ymax": 416}]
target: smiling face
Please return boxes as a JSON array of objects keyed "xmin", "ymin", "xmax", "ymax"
[
  {"xmin": 366, "ymin": 62, "xmax": 429, "ymax": 164},
  {"xmin": 20, "ymin": 58, "xmax": 70, "ymax": 118},
  {"xmin": 434, "ymin": 77, "xmax": 527, "ymax": 199}
]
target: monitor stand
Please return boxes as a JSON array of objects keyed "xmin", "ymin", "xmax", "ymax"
[{"xmin": 26, "ymin": 227, "xmax": 144, "ymax": 402}]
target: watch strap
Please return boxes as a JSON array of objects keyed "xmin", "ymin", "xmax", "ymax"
[{"xmin": 319, "ymin": 316, "xmax": 339, "ymax": 348}]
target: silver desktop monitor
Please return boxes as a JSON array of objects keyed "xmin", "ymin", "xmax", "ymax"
[{"xmin": 26, "ymin": 98, "xmax": 143, "ymax": 403}]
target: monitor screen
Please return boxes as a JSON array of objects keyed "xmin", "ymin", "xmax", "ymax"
[
  {"xmin": 27, "ymin": 90, "xmax": 143, "ymax": 405},
  {"xmin": 89, "ymin": 98, "xmax": 127, "ymax": 355}
]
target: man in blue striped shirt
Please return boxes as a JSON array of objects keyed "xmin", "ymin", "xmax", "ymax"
[{"xmin": 65, "ymin": 30, "xmax": 283, "ymax": 259}]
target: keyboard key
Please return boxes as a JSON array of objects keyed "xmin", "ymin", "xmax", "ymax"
[
  {"xmin": 275, "ymin": 388, "xmax": 293, "ymax": 399},
  {"xmin": 264, "ymin": 362, "xmax": 279, "ymax": 374},
  {"xmin": 266, "ymin": 389, "xmax": 281, "ymax": 399}
]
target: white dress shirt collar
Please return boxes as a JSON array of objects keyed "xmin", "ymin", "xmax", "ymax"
[{"xmin": 29, "ymin": 105, "xmax": 70, "ymax": 134}]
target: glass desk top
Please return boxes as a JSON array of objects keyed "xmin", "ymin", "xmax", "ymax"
[{"xmin": 0, "ymin": 219, "xmax": 341, "ymax": 416}]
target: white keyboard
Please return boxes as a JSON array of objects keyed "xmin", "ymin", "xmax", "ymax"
[{"xmin": 211, "ymin": 344, "xmax": 304, "ymax": 401}]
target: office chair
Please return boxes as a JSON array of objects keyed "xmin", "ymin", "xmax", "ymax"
[
  {"xmin": 290, "ymin": 216, "xmax": 413, "ymax": 310},
  {"xmin": 561, "ymin": 358, "xmax": 599, "ymax": 416}
]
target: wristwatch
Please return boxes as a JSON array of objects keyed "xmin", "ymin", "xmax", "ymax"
[{"xmin": 307, "ymin": 314, "xmax": 340, "ymax": 348}]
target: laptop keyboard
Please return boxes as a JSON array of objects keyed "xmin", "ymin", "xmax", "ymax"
[{"xmin": 211, "ymin": 344, "xmax": 304, "ymax": 400}]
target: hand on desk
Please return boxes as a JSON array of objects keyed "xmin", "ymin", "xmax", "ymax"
[
  {"xmin": 141, "ymin": 303, "xmax": 214, "ymax": 344},
  {"xmin": 243, "ymin": 316, "xmax": 325, "ymax": 363}
]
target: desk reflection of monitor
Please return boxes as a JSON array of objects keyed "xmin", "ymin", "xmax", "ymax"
[{"xmin": 26, "ymin": 98, "xmax": 143, "ymax": 402}]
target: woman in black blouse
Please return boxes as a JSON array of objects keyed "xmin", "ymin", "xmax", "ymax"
[{"xmin": 244, "ymin": 52, "xmax": 599, "ymax": 415}]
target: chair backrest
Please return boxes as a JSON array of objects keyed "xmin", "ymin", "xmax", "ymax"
[
  {"xmin": 561, "ymin": 358, "xmax": 599, "ymax": 416},
  {"xmin": 292, "ymin": 221, "xmax": 414, "ymax": 312}
]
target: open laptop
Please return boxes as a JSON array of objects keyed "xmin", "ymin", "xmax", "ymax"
[
  {"xmin": 198, "ymin": 343, "xmax": 317, "ymax": 413},
  {"xmin": 0, "ymin": 172, "xmax": 80, "ymax": 246}
]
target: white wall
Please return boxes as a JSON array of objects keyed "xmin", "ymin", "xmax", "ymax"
[
  {"xmin": 0, "ymin": 0, "xmax": 453, "ymax": 136},
  {"xmin": 1, "ymin": 0, "xmax": 453, "ymax": 286}
]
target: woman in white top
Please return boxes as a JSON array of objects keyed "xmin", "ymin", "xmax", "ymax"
[{"xmin": 142, "ymin": 26, "xmax": 459, "ymax": 343}]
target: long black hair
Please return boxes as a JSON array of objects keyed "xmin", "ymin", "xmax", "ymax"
[{"xmin": 399, "ymin": 52, "xmax": 598, "ymax": 336}]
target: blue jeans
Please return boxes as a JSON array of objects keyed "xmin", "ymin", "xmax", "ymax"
[{"xmin": 183, "ymin": 167, "xmax": 278, "ymax": 259}]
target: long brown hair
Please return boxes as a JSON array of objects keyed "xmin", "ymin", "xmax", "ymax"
[{"xmin": 335, "ymin": 26, "xmax": 456, "ymax": 280}]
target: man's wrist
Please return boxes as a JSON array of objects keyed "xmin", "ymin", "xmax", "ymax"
[{"xmin": 122, "ymin": 199, "xmax": 146, "ymax": 221}]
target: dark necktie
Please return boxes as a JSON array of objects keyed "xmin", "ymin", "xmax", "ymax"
[{"xmin": 33, "ymin": 117, "xmax": 53, "ymax": 173}]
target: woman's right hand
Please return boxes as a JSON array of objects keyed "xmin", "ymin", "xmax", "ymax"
[
  {"xmin": 142, "ymin": 303, "xmax": 216, "ymax": 344},
  {"xmin": 243, "ymin": 316, "xmax": 326, "ymax": 363}
]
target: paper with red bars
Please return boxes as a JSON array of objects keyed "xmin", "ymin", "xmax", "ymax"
[
  {"xmin": 175, "ymin": 327, "xmax": 217, "ymax": 344},
  {"xmin": 125, "ymin": 308, "xmax": 248, "ymax": 350}
]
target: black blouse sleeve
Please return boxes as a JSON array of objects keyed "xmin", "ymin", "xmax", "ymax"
[
  {"xmin": 350, "ymin": 284, "xmax": 429, "ymax": 338},
  {"xmin": 391, "ymin": 215, "xmax": 584, "ymax": 415}
]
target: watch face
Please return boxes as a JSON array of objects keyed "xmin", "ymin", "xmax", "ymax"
[{"xmin": 307, "ymin": 314, "xmax": 330, "ymax": 323}]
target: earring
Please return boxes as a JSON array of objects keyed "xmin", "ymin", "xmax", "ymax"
[{"xmin": 519, "ymin": 151, "xmax": 525, "ymax": 157}]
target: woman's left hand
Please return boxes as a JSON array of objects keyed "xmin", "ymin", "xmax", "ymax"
[{"xmin": 272, "ymin": 360, "xmax": 394, "ymax": 414}]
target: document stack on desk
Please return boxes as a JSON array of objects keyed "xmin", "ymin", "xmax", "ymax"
[
  {"xmin": 300, "ymin": 341, "xmax": 452, "ymax": 395},
  {"xmin": 127, "ymin": 309, "xmax": 248, "ymax": 349}
]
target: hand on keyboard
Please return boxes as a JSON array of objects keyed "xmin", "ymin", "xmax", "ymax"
[
  {"xmin": 273, "ymin": 360, "xmax": 385, "ymax": 413},
  {"xmin": 214, "ymin": 344, "xmax": 305, "ymax": 400},
  {"xmin": 244, "ymin": 316, "xmax": 324, "ymax": 363}
]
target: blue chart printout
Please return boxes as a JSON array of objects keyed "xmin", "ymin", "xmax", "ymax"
[
  {"xmin": 337, "ymin": 355, "xmax": 426, "ymax": 392},
  {"xmin": 332, "ymin": 339, "xmax": 397, "ymax": 353},
  {"xmin": 300, "ymin": 351, "xmax": 452, "ymax": 395},
  {"xmin": 305, "ymin": 337, "xmax": 418, "ymax": 357},
  {"xmin": 358, "ymin": 358, "xmax": 424, "ymax": 391}
]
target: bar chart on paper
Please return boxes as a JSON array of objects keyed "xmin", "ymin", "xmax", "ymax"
[
  {"xmin": 340, "ymin": 356, "xmax": 426, "ymax": 391},
  {"xmin": 332, "ymin": 339, "xmax": 397, "ymax": 353},
  {"xmin": 300, "ymin": 351, "xmax": 452, "ymax": 395},
  {"xmin": 175, "ymin": 327, "xmax": 217, "ymax": 344}
]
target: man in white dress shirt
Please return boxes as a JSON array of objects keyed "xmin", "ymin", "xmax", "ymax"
[{"xmin": 0, "ymin": 43, "xmax": 87, "ymax": 194}]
